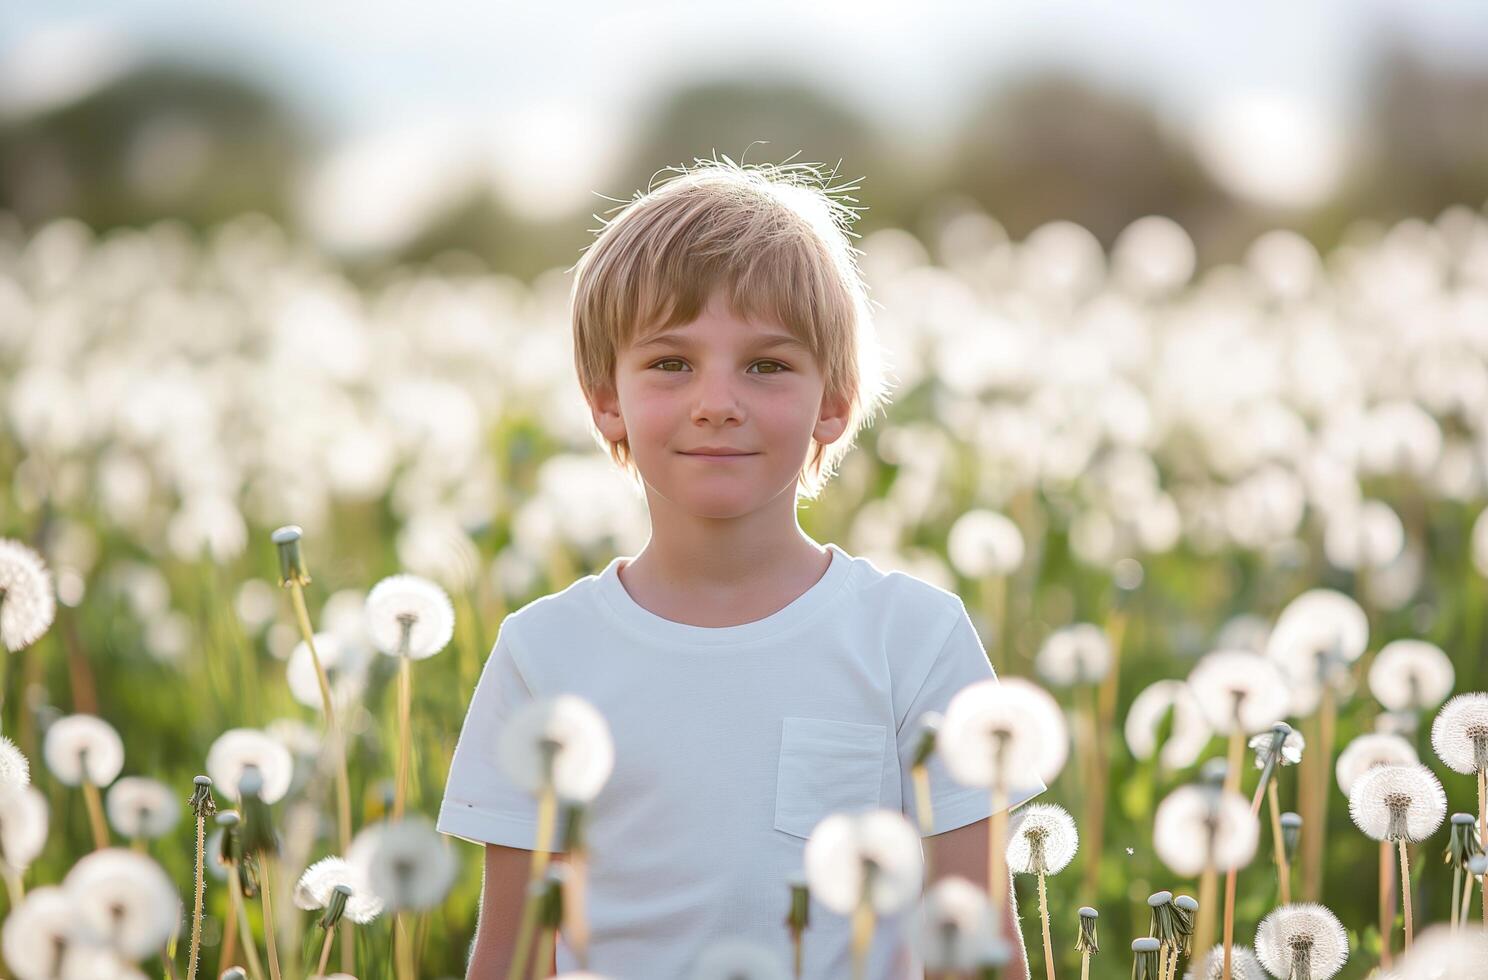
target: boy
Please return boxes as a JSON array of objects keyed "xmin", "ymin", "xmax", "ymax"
[{"xmin": 437, "ymin": 158, "xmax": 1041, "ymax": 978}]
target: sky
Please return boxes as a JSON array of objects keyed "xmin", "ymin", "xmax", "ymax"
[{"xmin": 4, "ymin": 0, "xmax": 1487, "ymax": 246}]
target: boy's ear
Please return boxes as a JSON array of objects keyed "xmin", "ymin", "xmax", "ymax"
[
  {"xmin": 589, "ymin": 379, "xmax": 627, "ymax": 443},
  {"xmin": 812, "ymin": 388, "xmax": 851, "ymax": 447}
]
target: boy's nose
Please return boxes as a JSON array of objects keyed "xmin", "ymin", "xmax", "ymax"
[{"xmin": 689, "ymin": 372, "xmax": 744, "ymax": 425}]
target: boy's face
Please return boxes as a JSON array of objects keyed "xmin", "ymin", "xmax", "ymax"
[{"xmin": 589, "ymin": 288, "xmax": 850, "ymax": 519}]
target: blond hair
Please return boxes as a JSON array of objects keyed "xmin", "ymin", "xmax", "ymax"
[{"xmin": 569, "ymin": 154, "xmax": 893, "ymax": 501}]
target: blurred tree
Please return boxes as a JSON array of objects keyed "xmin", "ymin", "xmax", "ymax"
[{"xmin": 0, "ymin": 62, "xmax": 306, "ymax": 230}]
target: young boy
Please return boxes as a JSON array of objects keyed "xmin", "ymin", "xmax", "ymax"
[{"xmin": 438, "ymin": 159, "xmax": 1041, "ymax": 979}]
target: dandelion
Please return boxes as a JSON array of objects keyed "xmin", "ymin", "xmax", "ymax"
[
  {"xmin": 356, "ymin": 817, "xmax": 456, "ymax": 980},
  {"xmin": 1146, "ymin": 892, "xmax": 1181, "ymax": 980},
  {"xmin": 804, "ymin": 809, "xmax": 923, "ymax": 980},
  {"xmin": 1187, "ymin": 651, "xmax": 1289, "ymax": 737},
  {"xmin": 237, "ymin": 766, "xmax": 286, "ymax": 980},
  {"xmin": 286, "ymin": 632, "xmax": 371, "ymax": 713},
  {"xmin": 0, "ymin": 784, "xmax": 48, "ymax": 902},
  {"xmin": 1007, "ymin": 804, "xmax": 1078, "ymax": 980},
  {"xmin": 1184, "ymin": 944, "xmax": 1264, "ymax": 980},
  {"xmin": 1075, "ymin": 907, "xmax": 1098, "ymax": 980},
  {"xmin": 784, "ymin": 871, "xmax": 810, "ymax": 978},
  {"xmin": 0, "ymin": 733, "xmax": 31, "ymax": 789},
  {"xmin": 1445, "ymin": 813, "xmax": 1482, "ymax": 935},
  {"xmin": 690, "ymin": 938, "xmax": 789, "ymax": 980},
  {"xmin": 1430, "ymin": 692, "xmax": 1488, "ymax": 873},
  {"xmin": 366, "ymin": 572, "xmax": 455, "ymax": 821},
  {"xmin": 1132, "ymin": 937, "xmax": 1162, "ymax": 980},
  {"xmin": 42, "ymin": 713, "xmax": 123, "ymax": 850},
  {"xmin": 497, "ymin": 693, "xmax": 615, "ymax": 980},
  {"xmin": 1390, "ymin": 923, "xmax": 1488, "ymax": 980},
  {"xmin": 1348, "ymin": 764, "xmax": 1447, "ymax": 955},
  {"xmin": 1335, "ymin": 732, "xmax": 1418, "ymax": 796},
  {"xmin": 1, "ymin": 886, "xmax": 77, "ymax": 980},
  {"xmin": 104, "ymin": 776, "xmax": 180, "ymax": 846},
  {"xmin": 1036, "ymin": 624, "xmax": 1111, "ymax": 687},
  {"xmin": 1253, "ymin": 903, "xmax": 1348, "ymax": 980},
  {"xmin": 63, "ymin": 847, "xmax": 181, "ymax": 961},
  {"xmin": 947, "ymin": 510, "xmax": 1022, "ymax": 675},
  {"xmin": 1248, "ymin": 723, "xmax": 1302, "ymax": 906},
  {"xmin": 1368, "ymin": 640, "xmax": 1454, "ymax": 713},
  {"xmin": 1154, "ymin": 782, "xmax": 1258, "ymax": 961},
  {"xmin": 917, "ymin": 876, "xmax": 1000, "ymax": 975},
  {"xmin": 296, "ymin": 856, "xmax": 383, "ymax": 977},
  {"xmin": 1124, "ymin": 680, "xmax": 1213, "ymax": 772},
  {"xmin": 205, "ymin": 728, "xmax": 294, "ymax": 805},
  {"xmin": 185, "ymin": 776, "xmax": 216, "ymax": 980},
  {"xmin": 941, "ymin": 676, "xmax": 1065, "ymax": 920},
  {"xmin": 0, "ymin": 537, "xmax": 57, "ymax": 653}
]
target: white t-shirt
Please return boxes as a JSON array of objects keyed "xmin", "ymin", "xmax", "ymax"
[{"xmin": 438, "ymin": 542, "xmax": 1045, "ymax": 979}]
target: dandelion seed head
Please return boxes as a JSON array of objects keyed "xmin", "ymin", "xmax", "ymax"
[
  {"xmin": 690, "ymin": 938, "xmax": 789, "ymax": 980},
  {"xmin": 365, "ymin": 573, "xmax": 455, "ymax": 660},
  {"xmin": 1347, "ymin": 763, "xmax": 1446, "ymax": 842},
  {"xmin": 498, "ymin": 694, "xmax": 614, "ymax": 803},
  {"xmin": 1254, "ymin": 903, "xmax": 1349, "ymax": 980},
  {"xmin": 62, "ymin": 847, "xmax": 181, "ymax": 960},
  {"xmin": 1006, "ymin": 803, "xmax": 1079, "ymax": 875},
  {"xmin": 0, "ymin": 734, "xmax": 30, "ymax": 789},
  {"xmin": 104, "ymin": 776, "xmax": 179, "ymax": 839},
  {"xmin": 803, "ymin": 809, "xmax": 923, "ymax": 917},
  {"xmin": 1, "ymin": 886, "xmax": 77, "ymax": 979},
  {"xmin": 939, "ymin": 677, "xmax": 1067, "ymax": 789},
  {"xmin": 1335, "ymin": 732, "xmax": 1418, "ymax": 795},
  {"xmin": 915, "ymin": 875, "xmax": 1001, "ymax": 972},
  {"xmin": 1184, "ymin": 944, "xmax": 1265, "ymax": 980},
  {"xmin": 0, "ymin": 785, "xmax": 49, "ymax": 874},
  {"xmin": 1153, "ymin": 784, "xmax": 1259, "ymax": 876},
  {"xmin": 1187, "ymin": 651, "xmax": 1289, "ymax": 734},
  {"xmin": 286, "ymin": 631, "xmax": 372, "ymax": 712},
  {"xmin": 205, "ymin": 728, "xmax": 294, "ymax": 804},
  {"xmin": 0, "ymin": 538, "xmax": 56, "ymax": 652},
  {"xmin": 1369, "ymin": 640, "xmax": 1454, "ymax": 712},
  {"xmin": 1035, "ymin": 623, "xmax": 1111, "ymax": 686},
  {"xmin": 351, "ymin": 817, "xmax": 456, "ymax": 912},
  {"xmin": 1265, "ymin": 589, "xmax": 1369, "ymax": 670},
  {"xmin": 1430, "ymin": 692, "xmax": 1488, "ymax": 774},
  {"xmin": 42, "ymin": 713, "xmax": 124, "ymax": 787},
  {"xmin": 1124, "ymin": 680, "xmax": 1213, "ymax": 770},
  {"xmin": 1390, "ymin": 923, "xmax": 1488, "ymax": 980},
  {"xmin": 293, "ymin": 855, "xmax": 383, "ymax": 924},
  {"xmin": 947, "ymin": 509, "xmax": 1024, "ymax": 578},
  {"xmin": 1250, "ymin": 725, "xmax": 1305, "ymax": 769}
]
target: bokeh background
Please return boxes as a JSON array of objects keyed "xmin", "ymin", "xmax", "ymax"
[{"xmin": 4, "ymin": 2, "xmax": 1488, "ymax": 978}]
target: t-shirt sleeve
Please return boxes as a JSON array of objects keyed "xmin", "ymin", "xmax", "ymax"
[
  {"xmin": 897, "ymin": 600, "xmax": 1046, "ymax": 836},
  {"xmin": 436, "ymin": 619, "xmax": 563, "ymax": 851}
]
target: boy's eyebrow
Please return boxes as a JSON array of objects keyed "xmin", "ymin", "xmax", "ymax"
[{"xmin": 631, "ymin": 331, "xmax": 809, "ymax": 352}]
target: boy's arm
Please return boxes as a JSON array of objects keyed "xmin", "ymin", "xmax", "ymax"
[
  {"xmin": 928, "ymin": 817, "xmax": 1031, "ymax": 980},
  {"xmin": 465, "ymin": 844, "xmax": 560, "ymax": 979}
]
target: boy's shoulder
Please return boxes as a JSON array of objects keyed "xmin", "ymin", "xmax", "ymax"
[{"xmin": 845, "ymin": 548, "xmax": 968, "ymax": 630}]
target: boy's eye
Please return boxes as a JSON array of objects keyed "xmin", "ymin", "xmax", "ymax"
[{"xmin": 648, "ymin": 359, "xmax": 788, "ymax": 374}]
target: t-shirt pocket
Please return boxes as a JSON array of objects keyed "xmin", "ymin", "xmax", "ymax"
[{"xmin": 773, "ymin": 716, "xmax": 887, "ymax": 840}]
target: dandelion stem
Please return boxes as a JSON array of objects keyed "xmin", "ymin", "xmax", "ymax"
[
  {"xmin": 850, "ymin": 894, "xmax": 875, "ymax": 980},
  {"xmin": 1037, "ymin": 871, "xmax": 1056, "ymax": 980},
  {"xmin": 507, "ymin": 784, "xmax": 557, "ymax": 980},
  {"xmin": 1379, "ymin": 839, "xmax": 1393, "ymax": 969},
  {"xmin": 1460, "ymin": 865, "xmax": 1473, "ymax": 928},
  {"xmin": 532, "ymin": 924, "xmax": 556, "ymax": 980},
  {"xmin": 1194, "ymin": 865, "xmax": 1217, "ymax": 963},
  {"xmin": 227, "ymin": 864, "xmax": 266, "ymax": 980},
  {"xmin": 394, "ymin": 651, "xmax": 413, "ymax": 820},
  {"xmin": 1221, "ymin": 861, "xmax": 1237, "ymax": 980},
  {"xmin": 315, "ymin": 924, "xmax": 336, "ymax": 979},
  {"xmin": 80, "ymin": 779, "xmax": 109, "ymax": 851},
  {"xmin": 1268, "ymin": 781, "xmax": 1291, "ymax": 906},
  {"xmin": 1304, "ymin": 684, "xmax": 1336, "ymax": 902},
  {"xmin": 1398, "ymin": 839, "xmax": 1413, "ymax": 952},
  {"xmin": 1080, "ymin": 951, "xmax": 1090, "ymax": 980},
  {"xmin": 912, "ymin": 764, "xmax": 934, "ymax": 878},
  {"xmin": 187, "ymin": 810, "xmax": 207, "ymax": 980},
  {"xmin": 259, "ymin": 858, "xmax": 283, "ymax": 980},
  {"xmin": 1452, "ymin": 862, "xmax": 1462, "ymax": 937},
  {"xmin": 1085, "ymin": 608, "xmax": 1125, "ymax": 897},
  {"xmin": 2, "ymin": 867, "xmax": 23, "ymax": 906}
]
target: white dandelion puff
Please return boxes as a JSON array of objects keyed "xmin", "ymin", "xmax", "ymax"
[
  {"xmin": 0, "ymin": 538, "xmax": 56, "ymax": 652},
  {"xmin": 1184, "ymin": 944, "xmax": 1265, "ymax": 980},
  {"xmin": 947, "ymin": 510, "xmax": 1025, "ymax": 578},
  {"xmin": 1368, "ymin": 640, "xmax": 1454, "ymax": 712},
  {"xmin": 293, "ymin": 855, "xmax": 384, "ymax": 924},
  {"xmin": 1253, "ymin": 903, "xmax": 1349, "ymax": 980},
  {"xmin": 62, "ymin": 847, "xmax": 181, "ymax": 960},
  {"xmin": 1006, "ymin": 803, "xmax": 1080, "ymax": 875},
  {"xmin": 1153, "ymin": 784, "xmax": 1259, "ymax": 876},
  {"xmin": 104, "ymin": 776, "xmax": 179, "ymax": 840},
  {"xmin": 803, "ymin": 809, "xmax": 923, "ymax": 917},
  {"xmin": 205, "ymin": 728, "xmax": 294, "ymax": 804},
  {"xmin": 1250, "ymin": 726, "xmax": 1305, "ymax": 769},
  {"xmin": 42, "ymin": 714, "xmax": 124, "ymax": 787},
  {"xmin": 1187, "ymin": 651, "xmax": 1289, "ymax": 734},
  {"xmin": 0, "ymin": 733, "xmax": 31, "ymax": 789},
  {"xmin": 286, "ymin": 631, "xmax": 371, "ymax": 712},
  {"xmin": 939, "ymin": 677, "xmax": 1068, "ymax": 791},
  {"xmin": 1, "ymin": 886, "xmax": 78, "ymax": 980},
  {"xmin": 1347, "ymin": 764, "xmax": 1446, "ymax": 842},
  {"xmin": 1124, "ymin": 680, "xmax": 1213, "ymax": 770},
  {"xmin": 365, "ymin": 573, "xmax": 455, "ymax": 660},
  {"xmin": 1035, "ymin": 623, "xmax": 1111, "ymax": 686},
  {"xmin": 1265, "ymin": 589, "xmax": 1369, "ymax": 674},
  {"xmin": 351, "ymin": 817, "xmax": 456, "ymax": 912},
  {"xmin": 1392, "ymin": 923, "xmax": 1488, "ymax": 979},
  {"xmin": 915, "ymin": 876, "xmax": 1005, "ymax": 973},
  {"xmin": 498, "ymin": 694, "xmax": 614, "ymax": 803},
  {"xmin": 0, "ymin": 784, "xmax": 49, "ymax": 873},
  {"xmin": 1430, "ymin": 692, "xmax": 1488, "ymax": 774},
  {"xmin": 1335, "ymin": 732, "xmax": 1419, "ymax": 796},
  {"xmin": 688, "ymin": 938, "xmax": 789, "ymax": 980}
]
